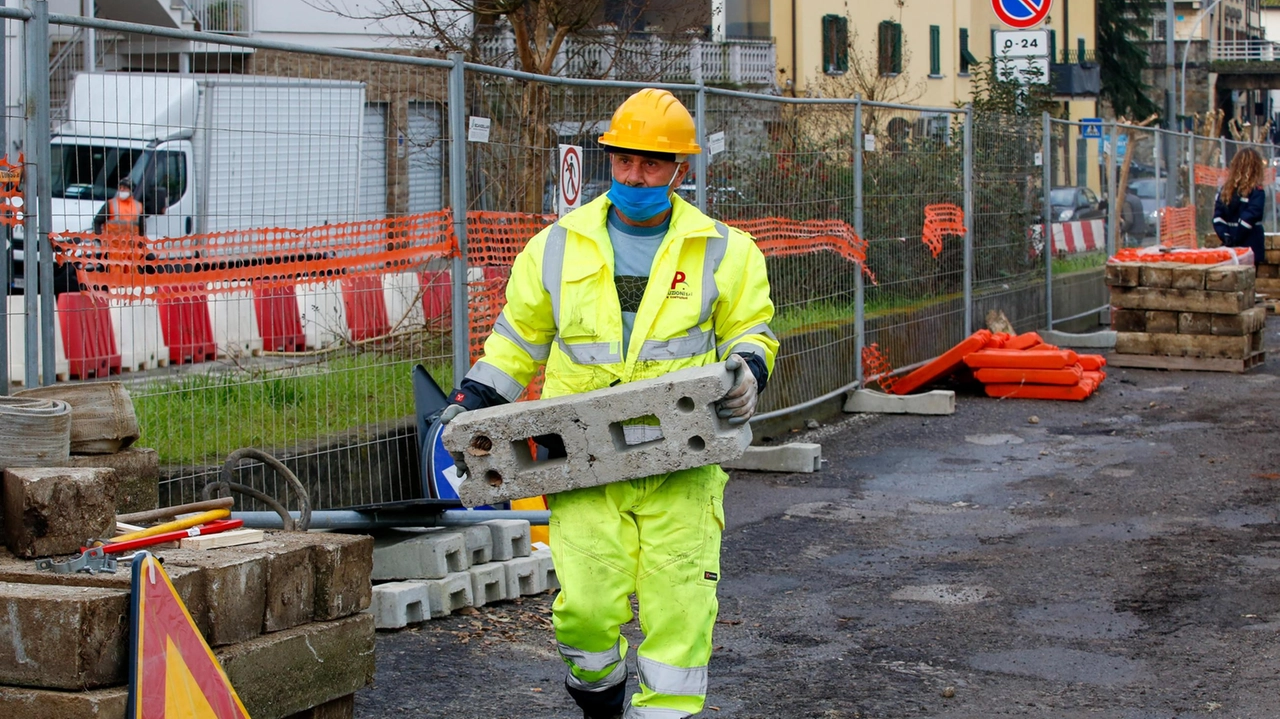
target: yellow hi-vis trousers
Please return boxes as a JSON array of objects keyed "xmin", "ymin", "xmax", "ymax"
[{"xmin": 548, "ymin": 465, "xmax": 728, "ymax": 719}]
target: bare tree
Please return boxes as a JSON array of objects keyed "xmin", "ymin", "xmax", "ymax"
[{"xmin": 813, "ymin": 26, "xmax": 926, "ymax": 135}]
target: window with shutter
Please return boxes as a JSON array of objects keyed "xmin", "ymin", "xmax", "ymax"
[
  {"xmin": 878, "ymin": 20, "xmax": 902, "ymax": 76},
  {"xmin": 822, "ymin": 14, "xmax": 849, "ymax": 75},
  {"xmin": 959, "ymin": 28, "xmax": 978, "ymax": 74},
  {"xmin": 929, "ymin": 25, "xmax": 941, "ymax": 76}
]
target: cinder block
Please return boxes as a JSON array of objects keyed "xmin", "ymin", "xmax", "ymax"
[
  {"xmin": 443, "ymin": 363, "xmax": 751, "ymax": 507},
  {"xmin": 480, "ymin": 519, "xmax": 532, "ymax": 561},
  {"xmin": 369, "ymin": 581, "xmax": 429, "ymax": 629},
  {"xmin": 843, "ymin": 389, "xmax": 955, "ymax": 416},
  {"xmin": 224, "ymin": 532, "xmax": 315, "ymax": 634},
  {"xmin": 1205, "ymin": 265, "xmax": 1255, "ymax": 292},
  {"xmin": 371, "ymin": 528, "xmax": 468, "ymax": 580},
  {"xmin": 1178, "ymin": 312, "xmax": 1212, "ymax": 335},
  {"xmin": 1104, "ymin": 262, "xmax": 1140, "ymax": 287},
  {"xmin": 1144, "ymin": 310, "xmax": 1178, "ymax": 334},
  {"xmin": 1170, "ymin": 266, "xmax": 1207, "ymax": 290},
  {"xmin": 722, "ymin": 443, "xmax": 823, "ymax": 473},
  {"xmin": 459, "ymin": 523, "xmax": 494, "ymax": 565},
  {"xmin": 159, "ymin": 549, "xmax": 267, "ymax": 646},
  {"xmin": 308, "ymin": 532, "xmax": 373, "ymax": 621},
  {"xmin": 421, "ymin": 573, "xmax": 474, "ymax": 617},
  {"xmin": 531, "ymin": 546, "xmax": 559, "ymax": 591},
  {"xmin": 0, "ymin": 583, "xmax": 129, "ymax": 689},
  {"xmin": 216, "ymin": 613, "xmax": 375, "ymax": 719},
  {"xmin": 58, "ymin": 446, "xmax": 159, "ymax": 515},
  {"xmin": 1040, "ymin": 329, "xmax": 1117, "ymax": 349},
  {"xmin": 0, "ymin": 685, "xmax": 127, "ymax": 719},
  {"xmin": 1138, "ymin": 265, "xmax": 1174, "ymax": 288},
  {"xmin": 467, "ymin": 562, "xmax": 508, "ymax": 606},
  {"xmin": 503, "ymin": 555, "xmax": 547, "ymax": 597},
  {"xmin": 3, "ymin": 467, "xmax": 118, "ymax": 558}
]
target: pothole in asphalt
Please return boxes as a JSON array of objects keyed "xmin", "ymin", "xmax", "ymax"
[
  {"xmin": 890, "ymin": 584, "xmax": 994, "ymax": 605},
  {"xmin": 965, "ymin": 434, "xmax": 1024, "ymax": 446}
]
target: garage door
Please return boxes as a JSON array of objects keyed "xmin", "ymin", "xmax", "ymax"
[{"xmin": 407, "ymin": 101, "xmax": 444, "ymax": 214}]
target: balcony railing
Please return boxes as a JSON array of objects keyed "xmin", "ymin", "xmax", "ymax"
[
  {"xmin": 474, "ymin": 29, "xmax": 776, "ymax": 87},
  {"xmin": 181, "ymin": 0, "xmax": 252, "ymax": 35},
  {"xmin": 1210, "ymin": 39, "xmax": 1280, "ymax": 61}
]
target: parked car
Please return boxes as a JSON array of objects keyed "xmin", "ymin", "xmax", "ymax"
[
  {"xmin": 1127, "ymin": 178, "xmax": 1161, "ymax": 238},
  {"xmin": 1049, "ymin": 186, "xmax": 1106, "ymax": 223}
]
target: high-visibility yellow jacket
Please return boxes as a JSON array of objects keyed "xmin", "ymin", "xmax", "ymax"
[{"xmin": 465, "ymin": 193, "xmax": 777, "ymax": 401}]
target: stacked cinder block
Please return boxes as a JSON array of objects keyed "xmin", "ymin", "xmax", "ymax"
[
  {"xmin": 368, "ymin": 520, "xmax": 558, "ymax": 630},
  {"xmin": 1257, "ymin": 234, "xmax": 1280, "ymax": 310},
  {"xmin": 0, "ymin": 469, "xmax": 376, "ymax": 719},
  {"xmin": 1107, "ymin": 262, "xmax": 1266, "ymax": 371}
]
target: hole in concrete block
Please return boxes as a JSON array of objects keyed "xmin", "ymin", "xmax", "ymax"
[
  {"xmin": 485, "ymin": 470, "xmax": 504, "ymax": 487},
  {"xmin": 510, "ymin": 435, "xmax": 567, "ymax": 468},
  {"xmin": 445, "ymin": 548, "xmax": 467, "ymax": 573},
  {"xmin": 688, "ymin": 435, "xmax": 706, "ymax": 451},
  {"xmin": 676, "ymin": 396, "xmax": 696, "ymax": 413},
  {"xmin": 514, "ymin": 570, "xmax": 536, "ymax": 595},
  {"xmin": 447, "ymin": 589, "xmax": 468, "ymax": 611},
  {"xmin": 482, "ymin": 580, "xmax": 503, "ymax": 603},
  {"xmin": 405, "ymin": 600, "xmax": 424, "ymax": 624},
  {"xmin": 469, "ymin": 435, "xmax": 493, "ymax": 455},
  {"xmin": 609, "ymin": 415, "xmax": 665, "ymax": 451}
]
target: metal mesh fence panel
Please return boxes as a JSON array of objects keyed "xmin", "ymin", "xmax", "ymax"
[{"xmin": 1043, "ymin": 118, "xmax": 1108, "ymax": 330}]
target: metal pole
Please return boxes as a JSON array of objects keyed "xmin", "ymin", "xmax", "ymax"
[
  {"xmin": 1042, "ymin": 112, "xmax": 1053, "ymax": 330},
  {"xmin": 20, "ymin": 1, "xmax": 37, "ymax": 387},
  {"xmin": 234, "ymin": 509, "xmax": 552, "ymax": 530},
  {"xmin": 29, "ymin": 0, "xmax": 50, "ymax": 386},
  {"xmin": 1186, "ymin": 132, "xmax": 1195, "ymax": 229},
  {"xmin": 853, "ymin": 95, "xmax": 864, "ymax": 386},
  {"xmin": 1107, "ymin": 121, "xmax": 1119, "ymax": 255},
  {"xmin": 1165, "ymin": 0, "xmax": 1178, "ymax": 208},
  {"xmin": 1154, "ymin": 128, "xmax": 1163, "ymax": 246},
  {"xmin": 1271, "ymin": 144, "xmax": 1278, "ymax": 234},
  {"xmin": 0, "ymin": 8, "xmax": 8, "ymax": 395},
  {"xmin": 82, "ymin": 0, "xmax": 93, "ymax": 73},
  {"xmin": 447, "ymin": 53, "xmax": 471, "ymax": 387},
  {"xmin": 695, "ymin": 82, "xmax": 707, "ymax": 212},
  {"xmin": 962, "ymin": 105, "xmax": 973, "ymax": 335}
]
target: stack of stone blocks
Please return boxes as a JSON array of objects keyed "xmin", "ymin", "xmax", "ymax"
[
  {"xmin": 0, "ymin": 457, "xmax": 377, "ymax": 719},
  {"xmin": 1256, "ymin": 234, "xmax": 1280, "ymax": 305},
  {"xmin": 369, "ymin": 519, "xmax": 558, "ymax": 630}
]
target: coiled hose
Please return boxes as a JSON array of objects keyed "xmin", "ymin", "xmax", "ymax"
[
  {"xmin": 202, "ymin": 448, "xmax": 312, "ymax": 531},
  {"xmin": 0, "ymin": 396, "xmax": 71, "ymax": 467}
]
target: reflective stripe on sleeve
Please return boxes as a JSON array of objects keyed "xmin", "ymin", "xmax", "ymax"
[
  {"xmin": 565, "ymin": 661, "xmax": 628, "ymax": 692},
  {"xmin": 1239, "ymin": 219, "xmax": 1252, "ymax": 229},
  {"xmin": 699, "ymin": 225, "xmax": 729, "ymax": 324},
  {"xmin": 559, "ymin": 640, "xmax": 623, "ymax": 673},
  {"xmin": 636, "ymin": 656, "xmax": 708, "ymax": 697},
  {"xmin": 542, "ymin": 224, "xmax": 569, "ymax": 326},
  {"xmin": 636, "ymin": 326, "xmax": 715, "ymax": 361},
  {"xmin": 717, "ymin": 323, "xmax": 777, "ymax": 359},
  {"xmin": 624, "ymin": 707, "xmax": 690, "ymax": 719},
  {"xmin": 464, "ymin": 361, "xmax": 525, "ymax": 403},
  {"xmin": 494, "ymin": 313, "xmax": 551, "ymax": 362},
  {"xmin": 724, "ymin": 341, "xmax": 767, "ymax": 362},
  {"xmin": 557, "ymin": 338, "xmax": 621, "ymax": 365}
]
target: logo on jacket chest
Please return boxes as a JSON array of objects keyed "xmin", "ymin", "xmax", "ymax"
[{"xmin": 667, "ymin": 270, "xmax": 692, "ymax": 300}]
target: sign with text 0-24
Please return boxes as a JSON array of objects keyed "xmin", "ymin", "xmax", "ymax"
[{"xmin": 993, "ymin": 0, "xmax": 1052, "ymax": 29}]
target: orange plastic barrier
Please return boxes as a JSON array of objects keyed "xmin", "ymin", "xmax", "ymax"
[
  {"xmin": 1109, "ymin": 246, "xmax": 1251, "ymax": 265},
  {"xmin": 973, "ymin": 366, "xmax": 1084, "ymax": 386},
  {"xmin": 1005, "ymin": 332, "xmax": 1043, "ymax": 351},
  {"xmin": 1158, "ymin": 206, "xmax": 1197, "ymax": 249},
  {"xmin": 1077, "ymin": 354, "xmax": 1106, "ymax": 371},
  {"xmin": 860, "ymin": 343, "xmax": 898, "ymax": 394},
  {"xmin": 963, "ymin": 348, "xmax": 1079, "ymax": 370},
  {"xmin": 921, "ymin": 204, "xmax": 966, "ymax": 258},
  {"xmin": 983, "ymin": 377, "xmax": 1098, "ymax": 401},
  {"xmin": 889, "ymin": 330, "xmax": 991, "ymax": 396}
]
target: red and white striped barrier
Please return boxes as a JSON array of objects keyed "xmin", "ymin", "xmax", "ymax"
[{"xmin": 1052, "ymin": 219, "xmax": 1105, "ymax": 254}]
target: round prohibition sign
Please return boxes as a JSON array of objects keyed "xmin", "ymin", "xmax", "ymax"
[
  {"xmin": 560, "ymin": 146, "xmax": 582, "ymax": 206},
  {"xmin": 993, "ymin": 0, "xmax": 1051, "ymax": 29}
]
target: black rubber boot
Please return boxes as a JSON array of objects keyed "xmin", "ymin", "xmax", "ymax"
[{"xmin": 567, "ymin": 678, "xmax": 626, "ymax": 719}]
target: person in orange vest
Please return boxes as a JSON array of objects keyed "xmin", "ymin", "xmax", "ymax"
[{"xmin": 92, "ymin": 178, "xmax": 145, "ymax": 235}]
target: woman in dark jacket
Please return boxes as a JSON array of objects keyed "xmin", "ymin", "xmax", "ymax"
[{"xmin": 1213, "ymin": 148, "xmax": 1267, "ymax": 261}]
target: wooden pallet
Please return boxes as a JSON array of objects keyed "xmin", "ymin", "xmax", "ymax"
[{"xmin": 1107, "ymin": 350, "xmax": 1267, "ymax": 373}]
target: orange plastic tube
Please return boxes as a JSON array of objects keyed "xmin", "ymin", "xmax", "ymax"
[
  {"xmin": 891, "ymin": 330, "xmax": 992, "ymax": 395},
  {"xmin": 974, "ymin": 366, "xmax": 1084, "ymax": 386},
  {"xmin": 983, "ymin": 380, "xmax": 1097, "ymax": 401},
  {"xmin": 1004, "ymin": 332, "xmax": 1044, "ymax": 350},
  {"xmin": 1077, "ymin": 354, "xmax": 1107, "ymax": 371},
  {"xmin": 962, "ymin": 348, "xmax": 1079, "ymax": 370}
]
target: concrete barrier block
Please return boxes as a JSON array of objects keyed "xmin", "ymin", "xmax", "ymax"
[
  {"xmin": 224, "ymin": 533, "xmax": 315, "ymax": 634},
  {"xmin": 722, "ymin": 443, "xmax": 823, "ymax": 473},
  {"xmin": 480, "ymin": 519, "xmax": 532, "ymax": 561},
  {"xmin": 443, "ymin": 363, "xmax": 750, "ymax": 507},
  {"xmin": 422, "ymin": 573, "xmax": 474, "ymax": 617},
  {"xmin": 503, "ymin": 555, "xmax": 546, "ymax": 597},
  {"xmin": 371, "ymin": 528, "xmax": 468, "ymax": 581},
  {"xmin": 0, "ymin": 685, "xmax": 127, "ymax": 719},
  {"xmin": 844, "ymin": 389, "xmax": 956, "ymax": 416},
  {"xmin": 1041, "ymin": 329, "xmax": 1117, "ymax": 349},
  {"xmin": 369, "ymin": 581, "xmax": 429, "ymax": 629},
  {"xmin": 0, "ymin": 582, "xmax": 130, "ymax": 689},
  {"xmin": 459, "ymin": 523, "xmax": 494, "ymax": 565},
  {"xmin": 307, "ymin": 532, "xmax": 373, "ymax": 622},
  {"xmin": 531, "ymin": 546, "xmax": 559, "ymax": 591},
  {"xmin": 160, "ymin": 549, "xmax": 267, "ymax": 646},
  {"xmin": 3, "ymin": 467, "xmax": 118, "ymax": 558},
  {"xmin": 467, "ymin": 562, "xmax": 508, "ymax": 606}
]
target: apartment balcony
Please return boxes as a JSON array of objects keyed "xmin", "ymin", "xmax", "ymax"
[
  {"xmin": 1208, "ymin": 39, "xmax": 1280, "ymax": 91},
  {"xmin": 474, "ymin": 28, "xmax": 777, "ymax": 88},
  {"xmin": 1051, "ymin": 50, "xmax": 1100, "ymax": 98}
]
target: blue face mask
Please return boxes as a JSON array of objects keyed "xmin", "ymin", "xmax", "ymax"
[{"xmin": 607, "ymin": 167, "xmax": 681, "ymax": 222}]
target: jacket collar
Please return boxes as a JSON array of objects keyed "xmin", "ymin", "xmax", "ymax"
[{"xmin": 557, "ymin": 192, "xmax": 722, "ymax": 246}]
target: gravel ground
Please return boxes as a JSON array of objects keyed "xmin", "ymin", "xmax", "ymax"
[{"xmin": 356, "ymin": 319, "xmax": 1280, "ymax": 719}]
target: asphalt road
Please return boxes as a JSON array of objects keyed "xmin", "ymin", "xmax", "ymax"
[{"xmin": 356, "ymin": 319, "xmax": 1280, "ymax": 718}]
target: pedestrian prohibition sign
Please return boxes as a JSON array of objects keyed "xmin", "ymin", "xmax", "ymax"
[
  {"xmin": 558, "ymin": 144, "xmax": 583, "ymax": 217},
  {"xmin": 993, "ymin": 0, "xmax": 1052, "ymax": 29}
]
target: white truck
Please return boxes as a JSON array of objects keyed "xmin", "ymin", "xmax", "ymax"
[{"xmin": 12, "ymin": 72, "xmax": 370, "ymax": 291}]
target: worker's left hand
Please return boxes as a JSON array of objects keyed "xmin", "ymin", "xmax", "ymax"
[{"xmin": 717, "ymin": 354, "xmax": 758, "ymax": 425}]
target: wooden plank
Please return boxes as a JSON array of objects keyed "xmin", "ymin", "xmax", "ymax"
[
  {"xmin": 1111, "ymin": 308, "xmax": 1146, "ymax": 332},
  {"xmin": 1109, "ymin": 286, "xmax": 1252, "ymax": 314},
  {"xmin": 1204, "ymin": 265, "xmax": 1255, "ymax": 293},
  {"xmin": 1115, "ymin": 331, "xmax": 1255, "ymax": 359},
  {"xmin": 1107, "ymin": 350, "xmax": 1266, "ymax": 373},
  {"xmin": 1145, "ymin": 310, "xmax": 1179, "ymax": 334},
  {"xmin": 179, "ymin": 528, "xmax": 265, "ymax": 550},
  {"xmin": 1139, "ymin": 265, "xmax": 1174, "ymax": 288},
  {"xmin": 1104, "ymin": 263, "xmax": 1141, "ymax": 288},
  {"xmin": 1177, "ymin": 312, "xmax": 1211, "ymax": 335},
  {"xmin": 1211, "ymin": 307, "xmax": 1267, "ymax": 336}
]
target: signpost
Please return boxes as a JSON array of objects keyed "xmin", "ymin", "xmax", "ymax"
[
  {"xmin": 557, "ymin": 144, "xmax": 583, "ymax": 217},
  {"xmin": 993, "ymin": 0, "xmax": 1052, "ymax": 29},
  {"xmin": 993, "ymin": 29, "xmax": 1050, "ymax": 85}
]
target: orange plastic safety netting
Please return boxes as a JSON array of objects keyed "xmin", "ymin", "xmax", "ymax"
[
  {"xmin": 1194, "ymin": 164, "xmax": 1276, "ymax": 187},
  {"xmin": 1158, "ymin": 206, "xmax": 1197, "ymax": 249},
  {"xmin": 736, "ymin": 217, "xmax": 873, "ymax": 281},
  {"xmin": 921, "ymin": 203, "xmax": 965, "ymax": 258},
  {"xmin": 860, "ymin": 343, "xmax": 897, "ymax": 394},
  {"xmin": 53, "ymin": 211, "xmax": 459, "ymax": 298}
]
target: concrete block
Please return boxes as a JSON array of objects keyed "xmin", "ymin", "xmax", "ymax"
[
  {"xmin": 1041, "ymin": 329, "xmax": 1117, "ymax": 349},
  {"xmin": 58, "ymin": 446, "xmax": 159, "ymax": 515},
  {"xmin": 1205, "ymin": 264, "xmax": 1255, "ymax": 292},
  {"xmin": 421, "ymin": 573, "xmax": 474, "ymax": 617},
  {"xmin": 159, "ymin": 549, "xmax": 267, "ymax": 646},
  {"xmin": 480, "ymin": 519, "xmax": 532, "ymax": 561},
  {"xmin": 503, "ymin": 555, "xmax": 547, "ymax": 597},
  {"xmin": 225, "ymin": 532, "xmax": 315, "ymax": 633},
  {"xmin": 467, "ymin": 562, "xmax": 508, "ymax": 606},
  {"xmin": 284, "ymin": 694, "xmax": 355, "ymax": 719},
  {"xmin": 308, "ymin": 532, "xmax": 373, "ymax": 621},
  {"xmin": 722, "ymin": 443, "xmax": 823, "ymax": 473},
  {"xmin": 459, "ymin": 523, "xmax": 494, "ymax": 565},
  {"xmin": 531, "ymin": 545, "xmax": 559, "ymax": 591},
  {"xmin": 844, "ymin": 389, "xmax": 956, "ymax": 416},
  {"xmin": 369, "ymin": 581, "xmax": 429, "ymax": 629},
  {"xmin": 3, "ymin": 467, "xmax": 118, "ymax": 558},
  {"xmin": 216, "ymin": 613, "xmax": 375, "ymax": 719},
  {"xmin": 0, "ymin": 685, "xmax": 127, "ymax": 719},
  {"xmin": 0, "ymin": 582, "xmax": 129, "ymax": 689},
  {"xmin": 443, "ymin": 363, "xmax": 750, "ymax": 507},
  {"xmin": 371, "ymin": 528, "xmax": 468, "ymax": 580}
]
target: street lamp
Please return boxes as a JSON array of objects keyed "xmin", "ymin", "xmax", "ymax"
[{"xmin": 1180, "ymin": 0, "xmax": 1226, "ymax": 122}]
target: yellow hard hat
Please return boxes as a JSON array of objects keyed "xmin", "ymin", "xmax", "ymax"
[{"xmin": 599, "ymin": 88, "xmax": 701, "ymax": 156}]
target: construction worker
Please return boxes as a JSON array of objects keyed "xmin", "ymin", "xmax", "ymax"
[
  {"xmin": 440, "ymin": 88, "xmax": 776, "ymax": 718},
  {"xmin": 92, "ymin": 178, "xmax": 145, "ymax": 236}
]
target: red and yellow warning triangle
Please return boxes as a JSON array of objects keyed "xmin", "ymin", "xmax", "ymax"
[{"xmin": 127, "ymin": 551, "xmax": 251, "ymax": 719}]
